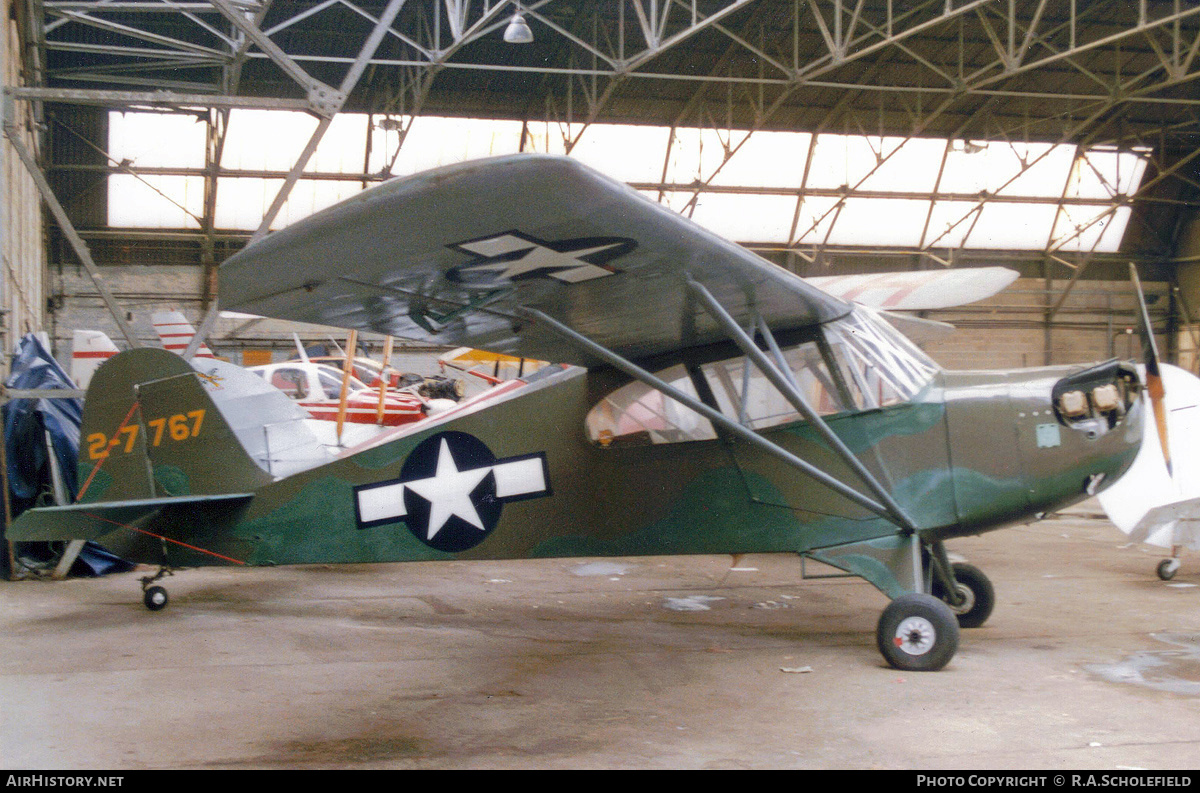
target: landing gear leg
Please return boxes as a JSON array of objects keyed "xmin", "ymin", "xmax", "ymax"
[
  {"xmin": 928, "ymin": 543, "xmax": 996, "ymax": 629},
  {"xmin": 1157, "ymin": 547, "xmax": 1182, "ymax": 581},
  {"xmin": 140, "ymin": 567, "xmax": 173, "ymax": 611},
  {"xmin": 806, "ymin": 534, "xmax": 961, "ymax": 671}
]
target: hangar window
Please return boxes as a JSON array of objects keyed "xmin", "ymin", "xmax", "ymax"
[{"xmin": 108, "ymin": 112, "xmax": 1149, "ymax": 253}]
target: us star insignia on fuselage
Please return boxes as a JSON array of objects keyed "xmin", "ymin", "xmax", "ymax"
[
  {"xmin": 445, "ymin": 230, "xmax": 636, "ymax": 289},
  {"xmin": 353, "ymin": 430, "xmax": 551, "ymax": 553}
]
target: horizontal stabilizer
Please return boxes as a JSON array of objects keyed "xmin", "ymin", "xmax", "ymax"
[
  {"xmin": 7, "ymin": 493, "xmax": 254, "ymax": 542},
  {"xmin": 1129, "ymin": 495, "xmax": 1200, "ymax": 549}
]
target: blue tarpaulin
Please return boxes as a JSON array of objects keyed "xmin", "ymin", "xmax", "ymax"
[{"xmin": 2, "ymin": 334, "xmax": 133, "ymax": 579}]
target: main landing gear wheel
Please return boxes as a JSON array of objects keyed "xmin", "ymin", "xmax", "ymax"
[
  {"xmin": 1157, "ymin": 558, "xmax": 1181, "ymax": 581},
  {"xmin": 931, "ymin": 562, "xmax": 996, "ymax": 629},
  {"xmin": 876, "ymin": 593, "xmax": 959, "ymax": 672},
  {"xmin": 143, "ymin": 585, "xmax": 168, "ymax": 611}
]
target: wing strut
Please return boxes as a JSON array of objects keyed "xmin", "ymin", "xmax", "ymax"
[
  {"xmin": 520, "ymin": 307, "xmax": 913, "ymax": 532},
  {"xmin": 686, "ymin": 279, "xmax": 920, "ymax": 535}
]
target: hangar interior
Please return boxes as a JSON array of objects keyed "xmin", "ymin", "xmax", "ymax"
[
  {"xmin": 1, "ymin": 0, "xmax": 1198, "ymax": 377},
  {"xmin": 5, "ymin": 1, "xmax": 1200, "ymax": 770}
]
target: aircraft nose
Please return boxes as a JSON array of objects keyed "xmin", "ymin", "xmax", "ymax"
[
  {"xmin": 941, "ymin": 361, "xmax": 1143, "ymax": 538},
  {"xmin": 1045, "ymin": 360, "xmax": 1142, "ymax": 445},
  {"xmin": 1011, "ymin": 359, "xmax": 1143, "ymax": 513}
]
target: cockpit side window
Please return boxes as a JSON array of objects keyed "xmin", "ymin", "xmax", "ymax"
[
  {"xmin": 585, "ymin": 339, "xmax": 857, "ymax": 447},
  {"xmin": 586, "ymin": 364, "xmax": 717, "ymax": 447},
  {"xmin": 698, "ymin": 341, "xmax": 848, "ymax": 431}
]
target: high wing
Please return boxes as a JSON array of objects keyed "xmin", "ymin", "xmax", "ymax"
[{"xmin": 219, "ymin": 154, "xmax": 851, "ymax": 367}]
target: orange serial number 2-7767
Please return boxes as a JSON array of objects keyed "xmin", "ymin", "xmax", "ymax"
[{"xmin": 86, "ymin": 409, "xmax": 206, "ymax": 460}]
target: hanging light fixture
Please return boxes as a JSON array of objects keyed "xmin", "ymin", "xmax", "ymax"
[{"xmin": 503, "ymin": 10, "xmax": 534, "ymax": 44}]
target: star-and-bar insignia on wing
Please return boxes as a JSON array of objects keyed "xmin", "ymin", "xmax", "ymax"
[
  {"xmin": 445, "ymin": 230, "xmax": 636, "ymax": 289},
  {"xmin": 353, "ymin": 431, "xmax": 551, "ymax": 553}
]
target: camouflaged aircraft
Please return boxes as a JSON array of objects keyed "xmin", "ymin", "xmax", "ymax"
[{"xmin": 10, "ymin": 154, "xmax": 1148, "ymax": 672}]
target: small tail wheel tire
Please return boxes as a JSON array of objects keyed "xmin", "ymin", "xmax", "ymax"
[
  {"xmin": 876, "ymin": 593, "xmax": 959, "ymax": 672},
  {"xmin": 1157, "ymin": 559, "xmax": 1180, "ymax": 581},
  {"xmin": 143, "ymin": 585, "xmax": 169, "ymax": 611},
  {"xmin": 931, "ymin": 562, "xmax": 996, "ymax": 629}
]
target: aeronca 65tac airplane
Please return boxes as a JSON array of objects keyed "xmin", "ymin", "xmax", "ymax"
[{"xmin": 10, "ymin": 154, "xmax": 1148, "ymax": 671}]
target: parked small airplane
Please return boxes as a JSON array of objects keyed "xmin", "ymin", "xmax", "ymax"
[
  {"xmin": 248, "ymin": 359, "xmax": 428, "ymax": 427},
  {"xmin": 14, "ymin": 155, "xmax": 1145, "ymax": 672},
  {"xmin": 1098, "ymin": 363, "xmax": 1200, "ymax": 579},
  {"xmin": 151, "ymin": 312, "xmax": 216, "ymax": 360},
  {"xmin": 70, "ymin": 329, "xmax": 119, "ymax": 389}
]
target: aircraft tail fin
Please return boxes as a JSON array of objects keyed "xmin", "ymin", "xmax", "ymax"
[
  {"xmin": 71, "ymin": 329, "xmax": 119, "ymax": 389},
  {"xmin": 151, "ymin": 310, "xmax": 216, "ymax": 359},
  {"xmin": 77, "ymin": 348, "xmax": 276, "ymax": 504}
]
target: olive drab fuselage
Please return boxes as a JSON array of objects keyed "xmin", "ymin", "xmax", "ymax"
[{"xmin": 67, "ymin": 342, "xmax": 1144, "ymax": 591}]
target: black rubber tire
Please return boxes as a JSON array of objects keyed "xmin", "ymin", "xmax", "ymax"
[
  {"xmin": 931, "ymin": 562, "xmax": 996, "ymax": 629},
  {"xmin": 876, "ymin": 593, "xmax": 959, "ymax": 672},
  {"xmin": 143, "ymin": 585, "xmax": 169, "ymax": 611},
  {"xmin": 1157, "ymin": 559, "xmax": 1178, "ymax": 581}
]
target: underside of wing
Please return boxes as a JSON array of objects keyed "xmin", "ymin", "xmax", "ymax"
[{"xmin": 219, "ymin": 154, "xmax": 850, "ymax": 367}]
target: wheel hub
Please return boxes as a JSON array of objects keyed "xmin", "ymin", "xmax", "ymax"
[
  {"xmin": 893, "ymin": 616, "xmax": 937, "ymax": 656},
  {"xmin": 947, "ymin": 583, "xmax": 976, "ymax": 615}
]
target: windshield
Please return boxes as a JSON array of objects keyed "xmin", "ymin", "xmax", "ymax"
[{"xmin": 822, "ymin": 307, "xmax": 939, "ymax": 410}]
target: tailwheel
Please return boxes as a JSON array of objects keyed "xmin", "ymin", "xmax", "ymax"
[
  {"xmin": 876, "ymin": 593, "xmax": 959, "ymax": 672},
  {"xmin": 1157, "ymin": 558, "xmax": 1181, "ymax": 581},
  {"xmin": 931, "ymin": 562, "xmax": 996, "ymax": 629},
  {"xmin": 139, "ymin": 567, "xmax": 174, "ymax": 611},
  {"xmin": 143, "ymin": 585, "xmax": 169, "ymax": 611}
]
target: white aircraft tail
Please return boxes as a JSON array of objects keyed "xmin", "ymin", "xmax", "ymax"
[
  {"xmin": 71, "ymin": 329, "xmax": 119, "ymax": 389},
  {"xmin": 151, "ymin": 310, "xmax": 216, "ymax": 359}
]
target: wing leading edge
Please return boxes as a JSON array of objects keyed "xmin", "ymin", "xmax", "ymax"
[{"xmin": 219, "ymin": 154, "xmax": 851, "ymax": 367}]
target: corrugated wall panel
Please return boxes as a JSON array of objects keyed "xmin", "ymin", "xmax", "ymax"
[{"xmin": 2, "ymin": 2, "xmax": 45, "ymax": 375}]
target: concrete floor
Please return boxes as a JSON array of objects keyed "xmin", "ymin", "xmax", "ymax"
[{"xmin": 3, "ymin": 503, "xmax": 1200, "ymax": 770}]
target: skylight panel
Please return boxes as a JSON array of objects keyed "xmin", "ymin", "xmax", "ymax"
[
  {"xmin": 1065, "ymin": 149, "xmax": 1149, "ymax": 199},
  {"xmin": 939, "ymin": 141, "xmax": 1076, "ymax": 197},
  {"xmin": 109, "ymin": 112, "xmax": 206, "ymax": 169},
  {"xmin": 805, "ymin": 135, "xmax": 943, "ymax": 192},
  {"xmin": 1049, "ymin": 204, "xmax": 1132, "ymax": 253},
  {"xmin": 821, "ymin": 198, "xmax": 932, "ymax": 247},
  {"xmin": 852, "ymin": 137, "xmax": 948, "ymax": 194},
  {"xmin": 520, "ymin": 120, "xmax": 571, "ymax": 156},
  {"xmin": 664, "ymin": 127, "xmax": 739, "ymax": 185},
  {"xmin": 569, "ymin": 124, "xmax": 672, "ymax": 183},
  {"xmin": 793, "ymin": 196, "xmax": 842, "ymax": 244},
  {"xmin": 676, "ymin": 192, "xmax": 799, "ymax": 243},
  {"xmin": 213, "ymin": 178, "xmax": 363, "ymax": 230},
  {"xmin": 964, "ymin": 202, "xmax": 1059, "ymax": 249},
  {"xmin": 104, "ymin": 111, "xmax": 1146, "ymax": 253},
  {"xmin": 923, "ymin": 201, "xmax": 981, "ymax": 248},
  {"xmin": 221, "ymin": 110, "xmax": 313, "ymax": 172},
  {"xmin": 108, "ymin": 175, "xmax": 204, "ymax": 228},
  {"xmin": 706, "ymin": 130, "xmax": 812, "ymax": 189},
  {"xmin": 388, "ymin": 116, "xmax": 524, "ymax": 175}
]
